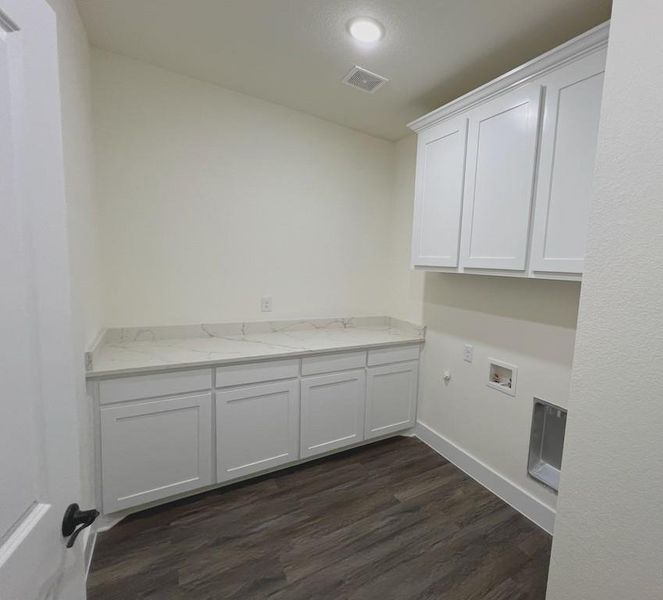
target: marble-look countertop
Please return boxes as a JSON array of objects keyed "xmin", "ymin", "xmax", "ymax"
[{"xmin": 86, "ymin": 316, "xmax": 425, "ymax": 378}]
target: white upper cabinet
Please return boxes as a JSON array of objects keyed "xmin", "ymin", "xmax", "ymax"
[
  {"xmin": 460, "ymin": 84, "xmax": 542, "ymax": 271},
  {"xmin": 411, "ymin": 116, "xmax": 468, "ymax": 267},
  {"xmin": 408, "ymin": 23, "xmax": 609, "ymax": 280},
  {"xmin": 530, "ymin": 49, "xmax": 606, "ymax": 274}
]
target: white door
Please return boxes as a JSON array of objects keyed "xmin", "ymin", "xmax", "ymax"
[
  {"xmin": 460, "ymin": 84, "xmax": 542, "ymax": 270},
  {"xmin": 365, "ymin": 361, "xmax": 419, "ymax": 440},
  {"xmin": 530, "ymin": 49, "xmax": 606, "ymax": 274},
  {"xmin": 0, "ymin": 1, "xmax": 87, "ymax": 599},
  {"xmin": 101, "ymin": 393, "xmax": 213, "ymax": 512},
  {"xmin": 300, "ymin": 370, "xmax": 366, "ymax": 458},
  {"xmin": 411, "ymin": 116, "xmax": 468, "ymax": 268},
  {"xmin": 217, "ymin": 380, "xmax": 299, "ymax": 482}
]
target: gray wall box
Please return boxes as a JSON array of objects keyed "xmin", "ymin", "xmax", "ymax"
[{"xmin": 528, "ymin": 398, "xmax": 567, "ymax": 492}]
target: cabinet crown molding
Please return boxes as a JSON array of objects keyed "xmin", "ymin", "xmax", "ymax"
[{"xmin": 407, "ymin": 21, "xmax": 609, "ymax": 133}]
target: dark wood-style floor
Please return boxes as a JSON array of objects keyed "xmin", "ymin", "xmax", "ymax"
[{"xmin": 88, "ymin": 437, "xmax": 551, "ymax": 600}]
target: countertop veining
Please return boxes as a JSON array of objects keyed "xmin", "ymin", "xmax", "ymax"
[{"xmin": 86, "ymin": 316, "xmax": 425, "ymax": 378}]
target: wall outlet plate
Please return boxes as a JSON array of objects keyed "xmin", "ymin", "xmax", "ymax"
[
  {"xmin": 260, "ymin": 296, "xmax": 272, "ymax": 312},
  {"xmin": 463, "ymin": 344, "xmax": 473, "ymax": 363}
]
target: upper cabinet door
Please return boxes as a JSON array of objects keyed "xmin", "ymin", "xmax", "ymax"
[
  {"xmin": 530, "ymin": 50, "xmax": 606, "ymax": 274},
  {"xmin": 411, "ymin": 116, "xmax": 468, "ymax": 268},
  {"xmin": 460, "ymin": 85, "xmax": 542, "ymax": 270}
]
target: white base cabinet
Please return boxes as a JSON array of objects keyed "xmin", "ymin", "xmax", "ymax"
[
  {"xmin": 300, "ymin": 370, "xmax": 366, "ymax": 458},
  {"xmin": 366, "ymin": 361, "xmax": 419, "ymax": 440},
  {"xmin": 100, "ymin": 392, "xmax": 213, "ymax": 513},
  {"xmin": 216, "ymin": 379, "xmax": 299, "ymax": 482},
  {"xmin": 93, "ymin": 343, "xmax": 421, "ymax": 514}
]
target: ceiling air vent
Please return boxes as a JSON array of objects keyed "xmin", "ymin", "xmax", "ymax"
[{"xmin": 342, "ymin": 65, "xmax": 388, "ymax": 94}]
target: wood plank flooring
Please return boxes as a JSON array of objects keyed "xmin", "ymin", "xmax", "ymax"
[{"xmin": 88, "ymin": 437, "xmax": 551, "ymax": 600}]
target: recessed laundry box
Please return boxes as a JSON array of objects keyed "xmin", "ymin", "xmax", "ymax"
[{"xmin": 528, "ymin": 398, "xmax": 567, "ymax": 492}]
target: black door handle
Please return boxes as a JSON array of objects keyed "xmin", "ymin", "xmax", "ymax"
[{"xmin": 62, "ymin": 503, "xmax": 99, "ymax": 549}]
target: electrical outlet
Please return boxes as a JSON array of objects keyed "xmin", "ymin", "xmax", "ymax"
[
  {"xmin": 261, "ymin": 296, "xmax": 272, "ymax": 312},
  {"xmin": 463, "ymin": 344, "xmax": 473, "ymax": 363}
]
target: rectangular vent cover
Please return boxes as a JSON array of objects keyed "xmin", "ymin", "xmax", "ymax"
[{"xmin": 342, "ymin": 66, "xmax": 388, "ymax": 94}]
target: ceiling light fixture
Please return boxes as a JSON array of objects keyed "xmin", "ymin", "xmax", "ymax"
[{"xmin": 347, "ymin": 17, "xmax": 385, "ymax": 44}]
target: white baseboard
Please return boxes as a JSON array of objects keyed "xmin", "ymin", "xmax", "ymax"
[
  {"xmin": 95, "ymin": 512, "xmax": 126, "ymax": 533},
  {"xmin": 414, "ymin": 421, "xmax": 555, "ymax": 534}
]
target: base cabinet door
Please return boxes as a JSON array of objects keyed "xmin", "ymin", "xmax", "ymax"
[
  {"xmin": 300, "ymin": 370, "xmax": 366, "ymax": 458},
  {"xmin": 100, "ymin": 392, "xmax": 213, "ymax": 512},
  {"xmin": 365, "ymin": 361, "xmax": 418, "ymax": 439},
  {"xmin": 216, "ymin": 380, "xmax": 299, "ymax": 482}
]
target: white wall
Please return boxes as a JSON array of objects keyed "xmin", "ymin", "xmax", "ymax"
[
  {"xmin": 547, "ymin": 0, "xmax": 663, "ymax": 597},
  {"xmin": 390, "ymin": 135, "xmax": 581, "ymax": 524},
  {"xmin": 92, "ymin": 49, "xmax": 395, "ymax": 327},
  {"xmin": 46, "ymin": 0, "xmax": 100, "ymax": 508}
]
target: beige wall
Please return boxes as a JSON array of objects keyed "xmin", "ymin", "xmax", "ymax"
[
  {"xmin": 391, "ymin": 135, "xmax": 581, "ymax": 518},
  {"xmin": 547, "ymin": 0, "xmax": 663, "ymax": 597},
  {"xmin": 388, "ymin": 135, "xmax": 425, "ymax": 323},
  {"xmin": 92, "ymin": 49, "xmax": 395, "ymax": 327},
  {"xmin": 46, "ymin": 0, "xmax": 100, "ymax": 508}
]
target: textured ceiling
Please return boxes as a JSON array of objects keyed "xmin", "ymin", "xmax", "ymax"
[{"xmin": 77, "ymin": 0, "xmax": 612, "ymax": 140}]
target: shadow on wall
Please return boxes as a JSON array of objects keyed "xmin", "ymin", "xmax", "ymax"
[
  {"xmin": 423, "ymin": 273, "xmax": 581, "ymax": 328},
  {"xmin": 421, "ymin": 272, "xmax": 581, "ymax": 366}
]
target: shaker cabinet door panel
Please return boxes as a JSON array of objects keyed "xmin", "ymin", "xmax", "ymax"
[
  {"xmin": 216, "ymin": 380, "xmax": 299, "ymax": 482},
  {"xmin": 365, "ymin": 361, "xmax": 419, "ymax": 439},
  {"xmin": 460, "ymin": 85, "xmax": 542, "ymax": 271},
  {"xmin": 531, "ymin": 50, "xmax": 606, "ymax": 274},
  {"xmin": 101, "ymin": 393, "xmax": 213, "ymax": 512},
  {"xmin": 300, "ymin": 370, "xmax": 366, "ymax": 458},
  {"xmin": 411, "ymin": 116, "xmax": 468, "ymax": 267}
]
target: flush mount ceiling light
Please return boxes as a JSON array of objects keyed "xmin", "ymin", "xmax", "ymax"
[{"xmin": 347, "ymin": 17, "xmax": 385, "ymax": 44}]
